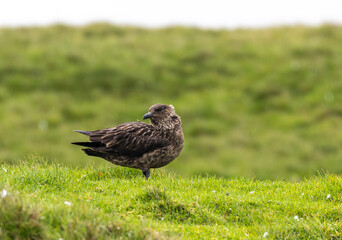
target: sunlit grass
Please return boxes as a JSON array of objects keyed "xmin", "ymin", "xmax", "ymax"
[{"xmin": 1, "ymin": 158, "xmax": 341, "ymax": 239}]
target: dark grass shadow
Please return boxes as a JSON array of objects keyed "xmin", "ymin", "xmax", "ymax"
[{"xmin": 131, "ymin": 187, "xmax": 217, "ymax": 224}]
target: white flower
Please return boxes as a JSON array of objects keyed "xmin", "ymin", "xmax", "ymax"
[
  {"xmin": 2, "ymin": 168, "xmax": 7, "ymax": 173},
  {"xmin": 263, "ymin": 232, "xmax": 269, "ymax": 238},
  {"xmin": 0, "ymin": 189, "xmax": 7, "ymax": 198},
  {"xmin": 250, "ymin": 191, "xmax": 255, "ymax": 194},
  {"xmin": 212, "ymin": 190, "xmax": 216, "ymax": 193},
  {"xmin": 1, "ymin": 189, "xmax": 7, "ymax": 198},
  {"xmin": 301, "ymin": 193, "xmax": 304, "ymax": 196},
  {"xmin": 64, "ymin": 201, "xmax": 72, "ymax": 206},
  {"xmin": 326, "ymin": 194, "xmax": 331, "ymax": 199},
  {"xmin": 294, "ymin": 215, "xmax": 299, "ymax": 221}
]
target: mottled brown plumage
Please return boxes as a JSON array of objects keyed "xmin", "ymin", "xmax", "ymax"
[{"xmin": 72, "ymin": 104, "xmax": 184, "ymax": 179}]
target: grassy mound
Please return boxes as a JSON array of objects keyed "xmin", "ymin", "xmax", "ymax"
[{"xmin": 0, "ymin": 158, "xmax": 341, "ymax": 239}]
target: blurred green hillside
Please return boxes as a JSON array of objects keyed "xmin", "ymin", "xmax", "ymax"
[{"xmin": 1, "ymin": 24, "xmax": 342, "ymax": 180}]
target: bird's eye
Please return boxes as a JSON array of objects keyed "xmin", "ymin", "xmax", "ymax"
[{"xmin": 155, "ymin": 106, "xmax": 165, "ymax": 112}]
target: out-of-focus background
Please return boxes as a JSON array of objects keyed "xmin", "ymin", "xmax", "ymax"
[{"xmin": 1, "ymin": 1, "xmax": 342, "ymax": 180}]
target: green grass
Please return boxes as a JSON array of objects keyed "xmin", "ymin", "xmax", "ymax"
[
  {"xmin": 1, "ymin": 158, "xmax": 341, "ymax": 239},
  {"xmin": 1, "ymin": 24, "xmax": 342, "ymax": 179},
  {"xmin": 1, "ymin": 25, "xmax": 341, "ymax": 238}
]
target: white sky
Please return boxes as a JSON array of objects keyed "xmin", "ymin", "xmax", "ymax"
[{"xmin": 0, "ymin": 0, "xmax": 341, "ymax": 29}]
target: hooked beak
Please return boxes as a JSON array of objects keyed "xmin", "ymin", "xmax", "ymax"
[{"xmin": 143, "ymin": 112, "xmax": 153, "ymax": 120}]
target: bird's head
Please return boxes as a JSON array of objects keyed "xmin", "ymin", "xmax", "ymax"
[{"xmin": 143, "ymin": 104, "xmax": 178, "ymax": 126}]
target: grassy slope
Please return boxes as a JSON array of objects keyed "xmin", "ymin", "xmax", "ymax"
[
  {"xmin": 1, "ymin": 158, "xmax": 341, "ymax": 239},
  {"xmin": 1, "ymin": 25, "xmax": 342, "ymax": 180}
]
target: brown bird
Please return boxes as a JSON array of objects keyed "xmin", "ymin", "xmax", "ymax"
[{"xmin": 72, "ymin": 104, "xmax": 184, "ymax": 179}]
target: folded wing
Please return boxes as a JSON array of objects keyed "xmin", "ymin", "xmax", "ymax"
[{"xmin": 73, "ymin": 122, "xmax": 170, "ymax": 158}]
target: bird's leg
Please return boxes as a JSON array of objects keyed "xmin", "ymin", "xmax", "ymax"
[{"xmin": 142, "ymin": 169, "xmax": 150, "ymax": 180}]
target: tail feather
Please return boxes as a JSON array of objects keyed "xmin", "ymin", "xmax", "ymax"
[
  {"xmin": 74, "ymin": 130, "xmax": 92, "ymax": 136},
  {"xmin": 82, "ymin": 148, "xmax": 106, "ymax": 158},
  {"xmin": 71, "ymin": 141, "xmax": 104, "ymax": 147}
]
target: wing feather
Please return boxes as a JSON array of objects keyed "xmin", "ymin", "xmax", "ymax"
[{"xmin": 89, "ymin": 122, "xmax": 170, "ymax": 157}]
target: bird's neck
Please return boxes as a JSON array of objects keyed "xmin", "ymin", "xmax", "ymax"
[
  {"xmin": 153, "ymin": 116, "xmax": 184, "ymax": 147},
  {"xmin": 152, "ymin": 116, "xmax": 182, "ymax": 131}
]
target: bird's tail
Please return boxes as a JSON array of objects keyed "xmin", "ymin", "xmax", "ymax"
[
  {"xmin": 71, "ymin": 142, "xmax": 103, "ymax": 147},
  {"xmin": 74, "ymin": 130, "xmax": 92, "ymax": 136},
  {"xmin": 82, "ymin": 148, "xmax": 106, "ymax": 158}
]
